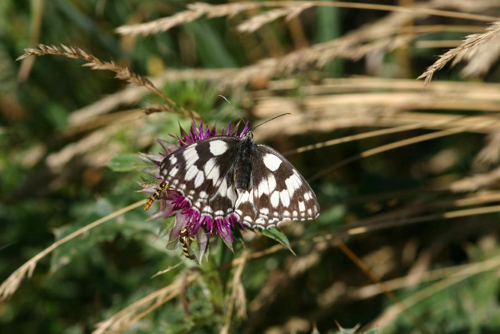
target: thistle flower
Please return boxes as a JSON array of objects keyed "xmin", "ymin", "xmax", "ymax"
[{"xmin": 140, "ymin": 120, "xmax": 249, "ymax": 261}]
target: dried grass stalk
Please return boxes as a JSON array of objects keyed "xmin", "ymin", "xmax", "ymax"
[
  {"xmin": 228, "ymin": 34, "xmax": 415, "ymax": 87},
  {"xmin": 46, "ymin": 125, "xmax": 122, "ymax": 172},
  {"xmin": 345, "ymin": 203, "xmax": 500, "ymax": 237},
  {"xmin": 116, "ymin": 11, "xmax": 485, "ymax": 91},
  {"xmin": 450, "ymin": 167, "xmax": 500, "ymax": 192},
  {"xmin": 237, "ymin": 5, "xmax": 312, "ymax": 33},
  {"xmin": 234, "ymin": 281, "xmax": 248, "ymax": 321},
  {"xmin": 351, "ymin": 253, "xmax": 500, "ymax": 301},
  {"xmin": 277, "ymin": 34, "xmax": 413, "ymax": 71},
  {"xmin": 115, "ymin": 7, "xmax": 204, "ymax": 36},
  {"xmin": 253, "ymin": 79, "xmax": 500, "ymax": 138},
  {"xmin": 17, "ymin": 44, "xmax": 156, "ymax": 90},
  {"xmin": 0, "ymin": 200, "xmax": 145, "ymax": 302},
  {"xmin": 368, "ymin": 252, "xmax": 500, "ymax": 330},
  {"xmin": 17, "ymin": 44, "xmax": 191, "ymax": 117},
  {"xmin": 418, "ymin": 22, "xmax": 500, "ymax": 84},
  {"xmin": 474, "ymin": 131, "xmax": 500, "ymax": 167},
  {"xmin": 143, "ymin": 103, "xmax": 179, "ymax": 116},
  {"xmin": 68, "ymin": 68, "xmax": 236, "ymax": 127},
  {"xmin": 93, "ymin": 272, "xmax": 199, "ymax": 333},
  {"xmin": 309, "ymin": 121, "xmax": 493, "ymax": 182},
  {"xmin": 229, "ymin": 6, "xmax": 461, "ymax": 86},
  {"xmin": 221, "ymin": 250, "xmax": 248, "ymax": 334},
  {"xmin": 429, "ymin": 0, "xmax": 500, "ymax": 12},
  {"xmin": 116, "ymin": 2, "xmax": 258, "ymax": 36},
  {"xmin": 461, "ymin": 34, "xmax": 500, "ymax": 77},
  {"xmin": 115, "ymin": 1, "xmax": 497, "ymax": 37}
]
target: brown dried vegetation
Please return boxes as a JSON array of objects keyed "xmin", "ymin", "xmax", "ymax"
[{"xmin": 6, "ymin": 1, "xmax": 500, "ymax": 333}]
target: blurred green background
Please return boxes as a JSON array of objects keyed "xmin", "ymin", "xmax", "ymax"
[{"xmin": 2, "ymin": 1, "xmax": 500, "ymax": 333}]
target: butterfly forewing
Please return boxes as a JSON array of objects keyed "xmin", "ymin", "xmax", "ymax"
[
  {"xmin": 160, "ymin": 136, "xmax": 240, "ymax": 220},
  {"xmin": 234, "ymin": 144, "xmax": 320, "ymax": 229},
  {"xmin": 158, "ymin": 131, "xmax": 320, "ymax": 232}
]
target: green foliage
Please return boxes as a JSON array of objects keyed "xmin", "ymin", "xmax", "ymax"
[
  {"xmin": 261, "ymin": 227, "xmax": 294, "ymax": 254},
  {"xmin": 3, "ymin": 1, "xmax": 500, "ymax": 333},
  {"xmin": 107, "ymin": 153, "xmax": 143, "ymax": 172}
]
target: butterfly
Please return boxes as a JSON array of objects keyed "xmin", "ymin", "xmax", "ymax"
[{"xmin": 156, "ymin": 129, "xmax": 320, "ymax": 229}]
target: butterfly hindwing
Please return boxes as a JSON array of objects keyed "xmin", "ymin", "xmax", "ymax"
[
  {"xmin": 159, "ymin": 131, "xmax": 320, "ymax": 230},
  {"xmin": 160, "ymin": 136, "xmax": 240, "ymax": 220},
  {"xmin": 234, "ymin": 144, "xmax": 320, "ymax": 229}
]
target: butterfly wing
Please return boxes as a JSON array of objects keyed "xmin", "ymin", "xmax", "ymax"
[
  {"xmin": 234, "ymin": 145, "xmax": 320, "ymax": 229},
  {"xmin": 159, "ymin": 136, "xmax": 240, "ymax": 220}
]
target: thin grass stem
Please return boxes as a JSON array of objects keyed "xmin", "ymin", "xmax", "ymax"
[{"xmin": 0, "ymin": 200, "xmax": 146, "ymax": 302}]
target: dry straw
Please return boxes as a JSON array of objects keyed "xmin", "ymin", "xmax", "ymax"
[
  {"xmin": 429, "ymin": 0, "xmax": 500, "ymax": 13},
  {"xmin": 116, "ymin": 1, "xmax": 497, "ymax": 36},
  {"xmin": 237, "ymin": 5, "xmax": 312, "ymax": 33},
  {"xmin": 92, "ymin": 198, "xmax": 500, "ymax": 330},
  {"xmin": 308, "ymin": 124, "xmax": 489, "ymax": 182},
  {"xmin": 350, "ymin": 250, "xmax": 500, "ymax": 301},
  {"xmin": 115, "ymin": 2, "xmax": 258, "ymax": 36},
  {"xmin": 142, "ymin": 103, "xmax": 179, "ymax": 116},
  {"xmin": 450, "ymin": 167, "xmax": 500, "ymax": 192},
  {"xmin": 78, "ymin": 14, "xmax": 488, "ymax": 125},
  {"xmin": 17, "ymin": 44, "xmax": 157, "ymax": 90},
  {"xmin": 0, "ymin": 200, "xmax": 146, "ymax": 302},
  {"xmin": 474, "ymin": 131, "xmax": 500, "ymax": 167},
  {"xmin": 221, "ymin": 250, "xmax": 249, "ymax": 334},
  {"xmin": 418, "ymin": 21, "xmax": 500, "ymax": 83},
  {"xmin": 367, "ymin": 252, "xmax": 500, "ymax": 330},
  {"xmin": 227, "ymin": 9, "xmax": 489, "ymax": 86},
  {"xmin": 17, "ymin": 44, "xmax": 192, "ymax": 118},
  {"xmin": 93, "ymin": 273, "xmax": 199, "ymax": 334},
  {"xmin": 68, "ymin": 68, "xmax": 236, "ymax": 126}
]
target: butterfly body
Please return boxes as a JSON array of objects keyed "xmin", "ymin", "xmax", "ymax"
[
  {"xmin": 158, "ymin": 130, "xmax": 320, "ymax": 229},
  {"xmin": 233, "ymin": 132, "xmax": 256, "ymax": 192}
]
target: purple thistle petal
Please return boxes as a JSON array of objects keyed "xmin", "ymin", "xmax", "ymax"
[
  {"xmin": 196, "ymin": 228, "xmax": 209, "ymax": 262},
  {"xmin": 198, "ymin": 120, "xmax": 203, "ymax": 136},
  {"xmin": 179, "ymin": 121, "xmax": 188, "ymax": 139},
  {"xmin": 149, "ymin": 200, "xmax": 175, "ymax": 221},
  {"xmin": 141, "ymin": 119, "xmax": 251, "ymax": 257},
  {"xmin": 240, "ymin": 122, "xmax": 250, "ymax": 138},
  {"xmin": 157, "ymin": 138, "xmax": 177, "ymax": 154},
  {"xmin": 141, "ymin": 153, "xmax": 163, "ymax": 165},
  {"xmin": 168, "ymin": 212, "xmax": 189, "ymax": 244},
  {"xmin": 138, "ymin": 186, "xmax": 156, "ymax": 195}
]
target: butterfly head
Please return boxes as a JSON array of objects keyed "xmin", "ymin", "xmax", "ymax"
[{"xmin": 242, "ymin": 130, "xmax": 254, "ymax": 141}]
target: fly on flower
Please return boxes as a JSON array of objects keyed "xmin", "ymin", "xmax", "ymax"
[{"xmin": 141, "ymin": 120, "xmax": 320, "ymax": 262}]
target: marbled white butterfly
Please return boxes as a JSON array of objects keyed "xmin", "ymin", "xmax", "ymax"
[{"xmin": 157, "ymin": 127, "xmax": 320, "ymax": 229}]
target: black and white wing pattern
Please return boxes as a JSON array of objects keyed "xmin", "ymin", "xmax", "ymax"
[
  {"xmin": 159, "ymin": 136, "xmax": 240, "ymax": 220},
  {"xmin": 158, "ymin": 132, "xmax": 320, "ymax": 230},
  {"xmin": 234, "ymin": 145, "xmax": 320, "ymax": 229}
]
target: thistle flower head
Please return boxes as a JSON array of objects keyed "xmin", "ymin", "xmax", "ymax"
[{"xmin": 140, "ymin": 120, "xmax": 249, "ymax": 261}]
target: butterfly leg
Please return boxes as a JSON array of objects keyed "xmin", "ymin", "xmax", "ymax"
[{"xmin": 144, "ymin": 181, "xmax": 168, "ymax": 211}]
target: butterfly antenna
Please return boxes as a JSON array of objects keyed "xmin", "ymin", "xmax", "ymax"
[
  {"xmin": 251, "ymin": 113, "xmax": 291, "ymax": 132},
  {"xmin": 219, "ymin": 95, "xmax": 246, "ymax": 125}
]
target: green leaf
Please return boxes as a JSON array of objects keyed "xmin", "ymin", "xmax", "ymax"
[
  {"xmin": 261, "ymin": 227, "xmax": 295, "ymax": 255},
  {"xmin": 335, "ymin": 328, "xmax": 357, "ymax": 334},
  {"xmin": 333, "ymin": 326, "xmax": 377, "ymax": 334},
  {"xmin": 362, "ymin": 329, "xmax": 378, "ymax": 334},
  {"xmin": 107, "ymin": 153, "xmax": 141, "ymax": 172}
]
